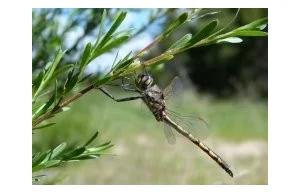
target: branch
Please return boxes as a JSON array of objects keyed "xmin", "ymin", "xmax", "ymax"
[{"xmin": 32, "ymin": 84, "xmax": 95, "ymax": 128}]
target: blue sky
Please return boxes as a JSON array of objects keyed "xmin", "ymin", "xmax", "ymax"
[{"xmin": 55, "ymin": 9, "xmax": 164, "ymax": 74}]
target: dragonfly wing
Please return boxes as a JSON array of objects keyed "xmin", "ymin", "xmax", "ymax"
[
  {"xmin": 163, "ymin": 122, "xmax": 176, "ymax": 144},
  {"xmin": 166, "ymin": 109, "xmax": 211, "ymax": 140},
  {"xmin": 163, "ymin": 76, "xmax": 183, "ymax": 100}
]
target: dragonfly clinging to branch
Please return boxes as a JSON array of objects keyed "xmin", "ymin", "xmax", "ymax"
[{"xmin": 98, "ymin": 72, "xmax": 233, "ymax": 177}]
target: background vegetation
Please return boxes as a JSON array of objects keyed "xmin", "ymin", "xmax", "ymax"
[{"xmin": 32, "ymin": 8, "xmax": 268, "ymax": 184}]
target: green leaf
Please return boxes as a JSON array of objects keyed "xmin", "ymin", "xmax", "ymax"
[
  {"xmin": 33, "ymin": 49, "xmax": 67, "ymax": 100},
  {"xmin": 190, "ymin": 10, "xmax": 220, "ymax": 21},
  {"xmin": 79, "ymin": 43, "xmax": 92, "ymax": 71},
  {"xmin": 92, "ymin": 36, "xmax": 129, "ymax": 60},
  {"xmin": 54, "ymin": 79, "xmax": 58, "ymax": 105},
  {"xmin": 32, "ymin": 152, "xmax": 42, "ymax": 166},
  {"xmin": 44, "ymin": 160, "xmax": 61, "ymax": 168},
  {"xmin": 217, "ymin": 37, "xmax": 243, "ymax": 43},
  {"xmin": 188, "ymin": 20, "xmax": 218, "ymax": 46},
  {"xmin": 163, "ymin": 12, "xmax": 188, "ymax": 36},
  {"xmin": 51, "ymin": 142, "xmax": 67, "ymax": 159},
  {"xmin": 51, "ymin": 64, "xmax": 74, "ymax": 81},
  {"xmin": 42, "ymin": 93, "xmax": 56, "ymax": 113},
  {"xmin": 33, "ymin": 69, "xmax": 45, "ymax": 91},
  {"xmin": 32, "ymin": 164, "xmax": 46, "ymax": 172},
  {"xmin": 85, "ymin": 143, "xmax": 113, "ymax": 154},
  {"xmin": 112, "ymin": 28, "xmax": 134, "ymax": 38},
  {"xmin": 45, "ymin": 61, "xmax": 52, "ymax": 71},
  {"xmin": 258, "ymin": 24, "xmax": 267, "ymax": 30},
  {"xmin": 231, "ymin": 30, "xmax": 268, "ymax": 37},
  {"xmin": 95, "ymin": 9, "xmax": 107, "ymax": 46},
  {"xmin": 235, "ymin": 17, "xmax": 268, "ymax": 31},
  {"xmin": 32, "ymin": 93, "xmax": 55, "ymax": 119},
  {"xmin": 71, "ymin": 155, "xmax": 100, "ymax": 160},
  {"xmin": 33, "ymin": 122, "xmax": 56, "ymax": 130},
  {"xmin": 112, "ymin": 51, "xmax": 133, "ymax": 71},
  {"xmin": 113, "ymin": 57, "xmax": 133, "ymax": 72},
  {"xmin": 96, "ymin": 11, "xmax": 127, "ymax": 49},
  {"xmin": 146, "ymin": 54, "xmax": 174, "ymax": 67},
  {"xmin": 84, "ymin": 131, "xmax": 99, "ymax": 147},
  {"xmin": 56, "ymin": 106, "xmax": 71, "ymax": 113},
  {"xmin": 64, "ymin": 70, "xmax": 80, "ymax": 94},
  {"xmin": 78, "ymin": 73, "xmax": 92, "ymax": 83},
  {"xmin": 32, "ymin": 150, "xmax": 50, "ymax": 167},
  {"xmin": 168, "ymin": 33, "xmax": 192, "ymax": 51},
  {"xmin": 44, "ymin": 49, "xmax": 67, "ymax": 83},
  {"xmin": 62, "ymin": 147, "xmax": 86, "ymax": 160},
  {"xmin": 32, "ymin": 103, "xmax": 46, "ymax": 119}
]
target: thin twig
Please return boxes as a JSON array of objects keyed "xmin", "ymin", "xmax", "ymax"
[{"xmin": 32, "ymin": 84, "xmax": 95, "ymax": 128}]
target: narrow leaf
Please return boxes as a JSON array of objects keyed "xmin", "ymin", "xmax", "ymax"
[
  {"xmin": 44, "ymin": 49, "xmax": 67, "ymax": 83},
  {"xmin": 33, "ymin": 69, "xmax": 45, "ymax": 90},
  {"xmin": 44, "ymin": 160, "xmax": 61, "ymax": 168},
  {"xmin": 188, "ymin": 20, "xmax": 218, "ymax": 46},
  {"xmin": 78, "ymin": 73, "xmax": 92, "ymax": 83},
  {"xmin": 62, "ymin": 147, "xmax": 86, "ymax": 160},
  {"xmin": 95, "ymin": 9, "xmax": 107, "ymax": 46},
  {"xmin": 32, "ymin": 152, "xmax": 41, "ymax": 166},
  {"xmin": 92, "ymin": 36, "xmax": 129, "ymax": 60},
  {"xmin": 79, "ymin": 43, "xmax": 92, "ymax": 70},
  {"xmin": 168, "ymin": 33, "xmax": 192, "ymax": 51},
  {"xmin": 114, "ymin": 58, "xmax": 134, "ymax": 71},
  {"xmin": 32, "ymin": 103, "xmax": 46, "ymax": 119},
  {"xmin": 163, "ymin": 12, "xmax": 188, "ymax": 36},
  {"xmin": 96, "ymin": 11, "xmax": 127, "ymax": 49},
  {"xmin": 64, "ymin": 71, "xmax": 80, "ymax": 94},
  {"xmin": 112, "ymin": 28, "xmax": 134, "ymax": 38},
  {"xmin": 85, "ymin": 144, "xmax": 114, "ymax": 153},
  {"xmin": 51, "ymin": 142, "xmax": 67, "ymax": 159},
  {"xmin": 231, "ymin": 30, "xmax": 268, "ymax": 37},
  {"xmin": 84, "ymin": 131, "xmax": 99, "ymax": 147},
  {"xmin": 41, "ymin": 94, "xmax": 56, "ymax": 114},
  {"xmin": 32, "ymin": 94, "xmax": 55, "ymax": 119},
  {"xmin": 56, "ymin": 106, "xmax": 71, "ymax": 114},
  {"xmin": 71, "ymin": 155, "xmax": 100, "ymax": 160},
  {"xmin": 112, "ymin": 51, "xmax": 119, "ymax": 69},
  {"xmin": 112, "ymin": 51, "xmax": 133, "ymax": 71},
  {"xmin": 258, "ymin": 24, "xmax": 267, "ymax": 30},
  {"xmin": 145, "ymin": 54, "xmax": 174, "ymax": 67},
  {"xmin": 54, "ymin": 79, "xmax": 58, "ymax": 106},
  {"xmin": 51, "ymin": 64, "xmax": 74, "ymax": 81},
  {"xmin": 32, "ymin": 150, "xmax": 50, "ymax": 167},
  {"xmin": 217, "ymin": 37, "xmax": 243, "ymax": 43},
  {"xmin": 235, "ymin": 17, "xmax": 268, "ymax": 31},
  {"xmin": 32, "ymin": 164, "xmax": 46, "ymax": 172}
]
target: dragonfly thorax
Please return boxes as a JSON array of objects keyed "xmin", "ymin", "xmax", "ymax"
[{"xmin": 135, "ymin": 73, "xmax": 154, "ymax": 90}]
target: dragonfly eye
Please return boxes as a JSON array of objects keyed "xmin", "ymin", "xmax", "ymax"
[{"xmin": 136, "ymin": 74, "xmax": 153, "ymax": 89}]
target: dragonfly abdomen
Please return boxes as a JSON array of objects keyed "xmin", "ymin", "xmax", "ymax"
[{"xmin": 163, "ymin": 115, "xmax": 234, "ymax": 177}]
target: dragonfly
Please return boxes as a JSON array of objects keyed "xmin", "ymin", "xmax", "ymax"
[{"xmin": 98, "ymin": 72, "xmax": 233, "ymax": 177}]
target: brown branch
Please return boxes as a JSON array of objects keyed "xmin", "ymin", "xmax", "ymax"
[{"xmin": 32, "ymin": 84, "xmax": 95, "ymax": 128}]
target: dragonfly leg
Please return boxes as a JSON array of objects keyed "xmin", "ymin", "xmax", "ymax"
[
  {"xmin": 98, "ymin": 87, "xmax": 142, "ymax": 102},
  {"xmin": 106, "ymin": 77, "xmax": 139, "ymax": 92},
  {"xmin": 120, "ymin": 77, "xmax": 139, "ymax": 92}
]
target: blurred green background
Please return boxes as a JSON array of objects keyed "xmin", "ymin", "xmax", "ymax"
[{"xmin": 32, "ymin": 8, "xmax": 268, "ymax": 184}]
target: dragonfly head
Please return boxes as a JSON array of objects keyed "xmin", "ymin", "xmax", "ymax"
[{"xmin": 135, "ymin": 73, "xmax": 154, "ymax": 90}]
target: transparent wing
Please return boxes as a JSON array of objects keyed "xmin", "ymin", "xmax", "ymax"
[
  {"xmin": 139, "ymin": 100, "xmax": 176, "ymax": 144},
  {"xmin": 163, "ymin": 122, "xmax": 176, "ymax": 144},
  {"xmin": 139, "ymin": 100, "xmax": 149, "ymax": 113},
  {"xmin": 163, "ymin": 76, "xmax": 183, "ymax": 101},
  {"xmin": 165, "ymin": 109, "xmax": 211, "ymax": 140}
]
